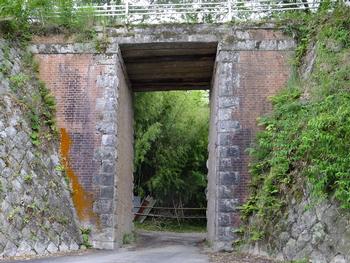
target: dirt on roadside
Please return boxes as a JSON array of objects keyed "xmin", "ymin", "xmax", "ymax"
[{"xmin": 209, "ymin": 252, "xmax": 278, "ymax": 263}]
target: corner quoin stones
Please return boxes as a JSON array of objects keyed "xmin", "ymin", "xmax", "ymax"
[{"xmin": 30, "ymin": 24, "xmax": 295, "ymax": 250}]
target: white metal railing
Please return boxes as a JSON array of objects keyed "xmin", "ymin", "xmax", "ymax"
[{"xmin": 53, "ymin": 0, "xmax": 347, "ymax": 24}]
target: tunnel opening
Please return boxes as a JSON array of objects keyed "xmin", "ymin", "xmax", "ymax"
[
  {"xmin": 132, "ymin": 90, "xmax": 209, "ymax": 233},
  {"xmin": 118, "ymin": 42, "xmax": 218, "ymax": 239}
]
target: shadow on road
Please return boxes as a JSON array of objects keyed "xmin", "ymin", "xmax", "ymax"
[{"xmin": 134, "ymin": 231, "xmax": 207, "ymax": 249}]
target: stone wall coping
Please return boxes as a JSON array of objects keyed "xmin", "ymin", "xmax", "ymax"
[
  {"xmin": 30, "ymin": 39, "xmax": 295, "ymax": 54},
  {"xmin": 29, "ymin": 24, "xmax": 295, "ymax": 54}
]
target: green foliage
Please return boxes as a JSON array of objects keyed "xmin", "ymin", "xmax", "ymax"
[
  {"xmin": 277, "ymin": 0, "xmax": 345, "ymax": 67},
  {"xmin": 9, "ymin": 73, "xmax": 29, "ymax": 92},
  {"xmin": 23, "ymin": 215, "xmax": 30, "ymax": 225},
  {"xmin": 0, "ymin": 63, "xmax": 11, "ymax": 76},
  {"xmin": 0, "ymin": 44, "xmax": 11, "ymax": 75},
  {"xmin": 0, "ymin": 0, "xmax": 59, "ymax": 40},
  {"xmin": 122, "ymin": 232, "xmax": 136, "ymax": 245},
  {"xmin": 29, "ymin": 112, "xmax": 41, "ymax": 146},
  {"xmin": 23, "ymin": 51, "xmax": 40, "ymax": 72},
  {"xmin": 57, "ymin": 216, "xmax": 69, "ymax": 225},
  {"xmin": 39, "ymin": 80, "xmax": 57, "ymax": 132},
  {"xmin": 24, "ymin": 174, "xmax": 33, "ymax": 184},
  {"xmin": 55, "ymin": 165, "xmax": 65, "ymax": 172},
  {"xmin": 52, "ymin": 0, "xmax": 96, "ymax": 31},
  {"xmin": 94, "ymin": 34, "xmax": 109, "ymax": 53},
  {"xmin": 134, "ymin": 91, "xmax": 209, "ymax": 208},
  {"xmin": 7, "ymin": 207, "xmax": 20, "ymax": 222},
  {"xmin": 0, "ymin": 0, "xmax": 96, "ymax": 40},
  {"xmin": 30, "ymin": 231, "xmax": 39, "ymax": 241},
  {"xmin": 25, "ymin": 76, "xmax": 57, "ymax": 147},
  {"xmin": 242, "ymin": 3, "xmax": 350, "ymax": 242},
  {"xmin": 2, "ymin": 40, "xmax": 58, "ymax": 148},
  {"xmin": 80, "ymin": 227, "xmax": 92, "ymax": 248},
  {"xmin": 289, "ymin": 259, "xmax": 309, "ymax": 263}
]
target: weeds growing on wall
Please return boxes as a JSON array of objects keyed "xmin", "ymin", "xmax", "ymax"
[
  {"xmin": 0, "ymin": 38, "xmax": 58, "ymax": 147},
  {"xmin": 241, "ymin": 3, "xmax": 350, "ymax": 243},
  {"xmin": 80, "ymin": 227, "xmax": 92, "ymax": 248}
]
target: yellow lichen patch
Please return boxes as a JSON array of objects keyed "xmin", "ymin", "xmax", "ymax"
[{"xmin": 60, "ymin": 128, "xmax": 96, "ymax": 222}]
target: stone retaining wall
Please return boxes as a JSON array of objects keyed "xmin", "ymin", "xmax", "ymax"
[
  {"xmin": 0, "ymin": 39, "xmax": 82, "ymax": 258},
  {"xmin": 244, "ymin": 195, "xmax": 350, "ymax": 263}
]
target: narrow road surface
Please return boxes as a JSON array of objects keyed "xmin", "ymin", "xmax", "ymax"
[{"xmin": 3, "ymin": 231, "xmax": 209, "ymax": 263}]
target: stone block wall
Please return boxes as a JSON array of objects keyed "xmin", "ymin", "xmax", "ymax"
[
  {"xmin": 210, "ymin": 36, "xmax": 293, "ymax": 249},
  {"xmin": 114, "ymin": 53, "xmax": 134, "ymax": 247},
  {"xmin": 245, "ymin": 195, "xmax": 350, "ymax": 263}
]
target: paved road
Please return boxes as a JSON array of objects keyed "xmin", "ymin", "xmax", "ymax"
[{"xmin": 3, "ymin": 231, "xmax": 209, "ymax": 263}]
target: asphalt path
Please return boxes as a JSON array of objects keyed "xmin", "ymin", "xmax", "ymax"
[{"xmin": 3, "ymin": 231, "xmax": 209, "ymax": 263}]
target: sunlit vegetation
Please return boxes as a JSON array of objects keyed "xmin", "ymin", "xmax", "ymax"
[
  {"xmin": 241, "ymin": 2, "xmax": 350, "ymax": 243},
  {"xmin": 134, "ymin": 91, "xmax": 209, "ymax": 209}
]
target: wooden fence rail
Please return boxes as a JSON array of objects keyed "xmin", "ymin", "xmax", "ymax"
[
  {"xmin": 134, "ymin": 212, "xmax": 207, "ymax": 219},
  {"xmin": 133, "ymin": 206, "xmax": 207, "ymax": 210}
]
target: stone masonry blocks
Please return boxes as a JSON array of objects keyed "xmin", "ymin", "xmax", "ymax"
[{"xmin": 214, "ymin": 43, "xmax": 292, "ymax": 248}]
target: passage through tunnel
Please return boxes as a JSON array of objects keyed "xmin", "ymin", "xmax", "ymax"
[
  {"xmin": 117, "ymin": 41, "xmax": 218, "ymax": 246},
  {"xmin": 32, "ymin": 24, "xmax": 294, "ymax": 251}
]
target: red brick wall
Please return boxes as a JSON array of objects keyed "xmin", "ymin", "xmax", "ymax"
[
  {"xmin": 234, "ymin": 50, "xmax": 291, "ymax": 204},
  {"xmin": 35, "ymin": 54, "xmax": 104, "ymax": 223}
]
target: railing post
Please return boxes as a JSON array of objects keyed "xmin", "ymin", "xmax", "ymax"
[
  {"xmin": 228, "ymin": 0, "xmax": 232, "ymax": 22},
  {"xmin": 110, "ymin": 0, "xmax": 116, "ymax": 16},
  {"xmin": 125, "ymin": 0, "xmax": 129, "ymax": 24},
  {"xmin": 125, "ymin": 0, "xmax": 129, "ymax": 16}
]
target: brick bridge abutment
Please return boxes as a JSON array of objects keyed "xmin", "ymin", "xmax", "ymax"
[{"xmin": 30, "ymin": 24, "xmax": 295, "ymax": 250}]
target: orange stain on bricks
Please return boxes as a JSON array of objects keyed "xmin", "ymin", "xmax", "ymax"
[{"xmin": 60, "ymin": 128, "xmax": 96, "ymax": 222}]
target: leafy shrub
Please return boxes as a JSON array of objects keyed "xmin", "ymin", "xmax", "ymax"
[
  {"xmin": 0, "ymin": 0, "xmax": 52, "ymax": 39},
  {"xmin": 80, "ymin": 227, "xmax": 92, "ymax": 248},
  {"xmin": 0, "ymin": 0, "xmax": 96, "ymax": 38},
  {"xmin": 242, "ymin": 3, "xmax": 350, "ymax": 242}
]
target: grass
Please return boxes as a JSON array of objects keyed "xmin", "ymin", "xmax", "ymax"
[
  {"xmin": 134, "ymin": 219, "xmax": 206, "ymax": 233},
  {"xmin": 123, "ymin": 232, "xmax": 137, "ymax": 245}
]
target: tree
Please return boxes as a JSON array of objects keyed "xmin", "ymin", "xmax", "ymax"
[{"xmin": 134, "ymin": 91, "xmax": 209, "ymax": 208}]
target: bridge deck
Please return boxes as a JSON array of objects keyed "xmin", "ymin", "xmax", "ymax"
[{"xmin": 119, "ymin": 42, "xmax": 217, "ymax": 92}]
